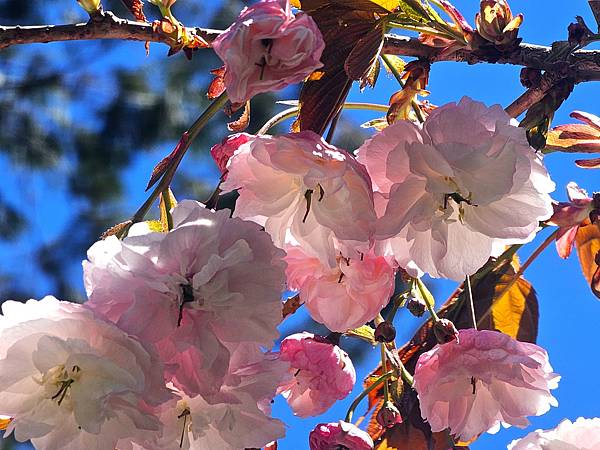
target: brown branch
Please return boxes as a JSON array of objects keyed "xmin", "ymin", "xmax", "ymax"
[
  {"xmin": 0, "ymin": 11, "xmax": 221, "ymax": 50},
  {"xmin": 2, "ymin": 12, "xmax": 600, "ymax": 82},
  {"xmin": 504, "ymin": 72, "xmax": 560, "ymax": 118}
]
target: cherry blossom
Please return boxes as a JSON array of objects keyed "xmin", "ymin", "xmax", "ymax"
[
  {"xmin": 413, "ymin": 329, "xmax": 560, "ymax": 442},
  {"xmin": 277, "ymin": 332, "xmax": 356, "ymax": 417},
  {"xmin": 508, "ymin": 417, "xmax": 600, "ymax": 450},
  {"xmin": 221, "ymin": 131, "xmax": 377, "ymax": 267},
  {"xmin": 84, "ymin": 200, "xmax": 286, "ymax": 397},
  {"xmin": 129, "ymin": 344, "xmax": 288, "ymax": 450},
  {"xmin": 285, "ymin": 246, "xmax": 395, "ymax": 332},
  {"xmin": 211, "ymin": 0, "xmax": 325, "ymax": 104},
  {"xmin": 309, "ymin": 421, "xmax": 374, "ymax": 450},
  {"xmin": 357, "ymin": 97, "xmax": 555, "ymax": 280},
  {"xmin": 0, "ymin": 296, "xmax": 171, "ymax": 450}
]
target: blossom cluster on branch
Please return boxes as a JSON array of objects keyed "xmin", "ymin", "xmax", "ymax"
[{"xmin": 2, "ymin": 0, "xmax": 600, "ymax": 449}]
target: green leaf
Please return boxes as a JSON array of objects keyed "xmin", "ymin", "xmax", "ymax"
[{"xmin": 345, "ymin": 325, "xmax": 377, "ymax": 344}]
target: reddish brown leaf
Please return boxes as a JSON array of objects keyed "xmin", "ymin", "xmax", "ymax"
[
  {"xmin": 575, "ymin": 221, "xmax": 600, "ymax": 298},
  {"xmin": 227, "ymin": 101, "xmax": 251, "ymax": 132},
  {"xmin": 120, "ymin": 0, "xmax": 147, "ymax": 22},
  {"xmin": 345, "ymin": 22, "xmax": 385, "ymax": 83},
  {"xmin": 576, "ymin": 157, "xmax": 600, "ymax": 168},
  {"xmin": 294, "ymin": 1, "xmax": 389, "ymax": 134},
  {"xmin": 208, "ymin": 67, "xmax": 226, "ymax": 100},
  {"xmin": 282, "ymin": 294, "xmax": 303, "ymax": 318},
  {"xmin": 146, "ymin": 132, "xmax": 189, "ymax": 191}
]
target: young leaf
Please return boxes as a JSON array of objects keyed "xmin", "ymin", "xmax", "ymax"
[
  {"xmin": 294, "ymin": 1, "xmax": 389, "ymax": 134},
  {"xmin": 545, "ymin": 110, "xmax": 600, "ymax": 153},
  {"xmin": 345, "ymin": 325, "xmax": 377, "ymax": 344},
  {"xmin": 159, "ymin": 188, "xmax": 177, "ymax": 232},
  {"xmin": 120, "ymin": 0, "xmax": 147, "ymax": 22},
  {"xmin": 575, "ymin": 221, "xmax": 600, "ymax": 298},
  {"xmin": 100, "ymin": 220, "xmax": 133, "ymax": 240}
]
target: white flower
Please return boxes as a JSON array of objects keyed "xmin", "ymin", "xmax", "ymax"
[
  {"xmin": 357, "ymin": 97, "xmax": 555, "ymax": 280},
  {"xmin": 220, "ymin": 131, "xmax": 377, "ymax": 268},
  {"xmin": 508, "ymin": 417, "xmax": 600, "ymax": 450},
  {"xmin": 130, "ymin": 344, "xmax": 289, "ymax": 450},
  {"xmin": 84, "ymin": 200, "xmax": 287, "ymax": 397},
  {"xmin": 0, "ymin": 296, "xmax": 171, "ymax": 450}
]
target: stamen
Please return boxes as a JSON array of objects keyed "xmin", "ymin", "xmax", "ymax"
[
  {"xmin": 302, "ymin": 189, "xmax": 314, "ymax": 223},
  {"xmin": 338, "ymin": 272, "xmax": 345, "ymax": 283},
  {"xmin": 317, "ymin": 184, "xmax": 325, "ymax": 202},
  {"xmin": 471, "ymin": 376, "xmax": 477, "ymax": 395},
  {"xmin": 51, "ymin": 379, "xmax": 74, "ymax": 406},
  {"xmin": 177, "ymin": 408, "xmax": 190, "ymax": 448}
]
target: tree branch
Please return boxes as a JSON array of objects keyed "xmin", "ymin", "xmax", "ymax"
[
  {"xmin": 2, "ymin": 13, "xmax": 600, "ymax": 82},
  {"xmin": 505, "ymin": 72, "xmax": 560, "ymax": 118},
  {"xmin": 0, "ymin": 11, "xmax": 221, "ymax": 50}
]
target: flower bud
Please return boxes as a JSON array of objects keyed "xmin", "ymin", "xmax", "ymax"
[
  {"xmin": 406, "ymin": 296, "xmax": 426, "ymax": 317},
  {"xmin": 376, "ymin": 401, "xmax": 402, "ymax": 428},
  {"xmin": 374, "ymin": 321, "xmax": 396, "ymax": 343},
  {"xmin": 76, "ymin": 0, "xmax": 102, "ymax": 15},
  {"xmin": 433, "ymin": 319, "xmax": 459, "ymax": 344},
  {"xmin": 475, "ymin": 0, "xmax": 523, "ymax": 48}
]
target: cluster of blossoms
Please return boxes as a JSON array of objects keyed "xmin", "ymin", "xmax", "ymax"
[{"xmin": 1, "ymin": 0, "xmax": 595, "ymax": 449}]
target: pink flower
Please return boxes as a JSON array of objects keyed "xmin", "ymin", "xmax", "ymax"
[
  {"xmin": 129, "ymin": 344, "xmax": 289, "ymax": 450},
  {"xmin": 84, "ymin": 200, "xmax": 287, "ymax": 397},
  {"xmin": 210, "ymin": 133, "xmax": 252, "ymax": 180},
  {"xmin": 508, "ymin": 417, "xmax": 600, "ymax": 450},
  {"xmin": 357, "ymin": 97, "xmax": 555, "ymax": 280},
  {"xmin": 0, "ymin": 297, "xmax": 171, "ymax": 450},
  {"xmin": 221, "ymin": 131, "xmax": 377, "ymax": 268},
  {"xmin": 549, "ymin": 182, "xmax": 595, "ymax": 259},
  {"xmin": 211, "ymin": 0, "xmax": 325, "ymax": 104},
  {"xmin": 413, "ymin": 329, "xmax": 560, "ymax": 442},
  {"xmin": 309, "ymin": 421, "xmax": 374, "ymax": 450},
  {"xmin": 285, "ymin": 246, "xmax": 395, "ymax": 332},
  {"xmin": 277, "ymin": 332, "xmax": 355, "ymax": 417}
]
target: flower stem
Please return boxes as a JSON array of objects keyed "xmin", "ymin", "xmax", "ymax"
[
  {"xmin": 380, "ymin": 344, "xmax": 390, "ymax": 402},
  {"xmin": 415, "ymin": 277, "xmax": 439, "ymax": 321},
  {"xmin": 121, "ymin": 93, "xmax": 228, "ymax": 236},
  {"xmin": 257, "ymin": 102, "xmax": 389, "ymax": 135},
  {"xmin": 466, "ymin": 275, "xmax": 477, "ymax": 330},
  {"xmin": 345, "ymin": 371, "xmax": 394, "ymax": 423}
]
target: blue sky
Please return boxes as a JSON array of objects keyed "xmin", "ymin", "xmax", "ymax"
[{"xmin": 1, "ymin": 1, "xmax": 599, "ymax": 449}]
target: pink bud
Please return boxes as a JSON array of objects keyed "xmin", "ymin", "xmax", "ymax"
[
  {"xmin": 376, "ymin": 401, "xmax": 403, "ymax": 428},
  {"xmin": 309, "ymin": 421, "xmax": 374, "ymax": 450}
]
